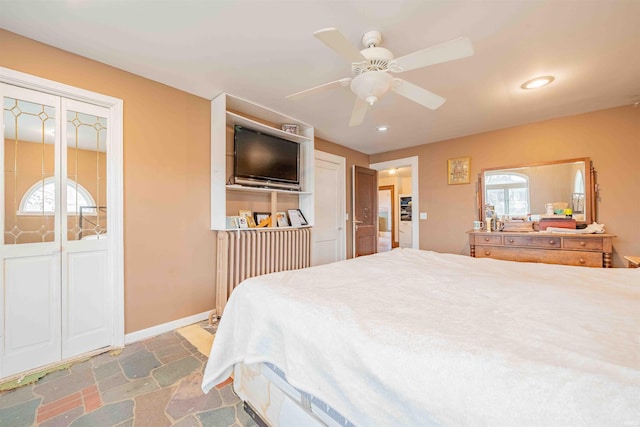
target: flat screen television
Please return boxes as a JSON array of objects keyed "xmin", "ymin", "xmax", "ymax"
[{"xmin": 233, "ymin": 125, "xmax": 300, "ymax": 191}]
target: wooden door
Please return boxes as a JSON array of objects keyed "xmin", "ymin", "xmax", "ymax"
[{"xmin": 352, "ymin": 166, "xmax": 378, "ymax": 257}]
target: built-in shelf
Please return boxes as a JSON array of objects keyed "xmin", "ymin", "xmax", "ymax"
[
  {"xmin": 225, "ymin": 184, "xmax": 312, "ymax": 196},
  {"xmin": 211, "ymin": 93, "xmax": 314, "ymax": 231},
  {"xmin": 222, "ymin": 225, "xmax": 312, "ymax": 231},
  {"xmin": 226, "ymin": 112, "xmax": 311, "ymax": 144}
]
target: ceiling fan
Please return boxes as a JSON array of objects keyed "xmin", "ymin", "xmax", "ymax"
[{"xmin": 286, "ymin": 28, "xmax": 474, "ymax": 126}]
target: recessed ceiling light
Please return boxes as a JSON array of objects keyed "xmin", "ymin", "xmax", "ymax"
[
  {"xmin": 377, "ymin": 125, "xmax": 389, "ymax": 132},
  {"xmin": 388, "ymin": 168, "xmax": 397, "ymax": 175},
  {"xmin": 521, "ymin": 76, "xmax": 555, "ymax": 90}
]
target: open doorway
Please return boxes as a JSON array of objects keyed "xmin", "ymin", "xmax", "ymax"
[
  {"xmin": 370, "ymin": 156, "xmax": 419, "ymax": 250},
  {"xmin": 378, "ymin": 184, "xmax": 395, "ymax": 252}
]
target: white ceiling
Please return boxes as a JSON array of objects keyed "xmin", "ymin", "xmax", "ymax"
[{"xmin": 1, "ymin": 0, "xmax": 638, "ymax": 155}]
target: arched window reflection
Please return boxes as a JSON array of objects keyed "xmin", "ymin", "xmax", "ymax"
[
  {"xmin": 485, "ymin": 172, "xmax": 530, "ymax": 217},
  {"xmin": 19, "ymin": 177, "xmax": 96, "ymax": 215}
]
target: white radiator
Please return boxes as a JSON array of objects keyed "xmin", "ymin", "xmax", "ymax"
[{"xmin": 215, "ymin": 228, "xmax": 311, "ymax": 315}]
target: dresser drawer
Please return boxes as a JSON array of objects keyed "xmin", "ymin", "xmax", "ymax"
[
  {"xmin": 475, "ymin": 246, "xmax": 602, "ymax": 267},
  {"xmin": 474, "ymin": 246, "xmax": 518, "ymax": 261},
  {"xmin": 474, "ymin": 235, "xmax": 503, "ymax": 245},
  {"xmin": 514, "ymin": 249, "xmax": 602, "ymax": 267},
  {"xmin": 503, "ymin": 235, "xmax": 561, "ymax": 249},
  {"xmin": 562, "ymin": 237, "xmax": 603, "ymax": 251},
  {"xmin": 468, "ymin": 231, "xmax": 614, "ymax": 268}
]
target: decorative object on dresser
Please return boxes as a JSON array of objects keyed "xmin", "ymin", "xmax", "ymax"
[
  {"xmin": 501, "ymin": 220, "xmax": 534, "ymax": 232},
  {"xmin": 468, "ymin": 230, "xmax": 615, "ymax": 268},
  {"xmin": 538, "ymin": 217, "xmax": 576, "ymax": 230}
]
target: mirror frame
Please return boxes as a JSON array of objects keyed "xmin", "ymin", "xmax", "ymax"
[{"xmin": 477, "ymin": 157, "xmax": 596, "ymax": 225}]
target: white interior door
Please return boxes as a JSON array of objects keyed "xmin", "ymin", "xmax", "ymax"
[
  {"xmin": 312, "ymin": 151, "xmax": 345, "ymax": 266},
  {"xmin": 1, "ymin": 84, "xmax": 112, "ymax": 378},
  {"xmin": 1, "ymin": 85, "xmax": 63, "ymax": 377},
  {"xmin": 61, "ymin": 99, "xmax": 110, "ymax": 359}
]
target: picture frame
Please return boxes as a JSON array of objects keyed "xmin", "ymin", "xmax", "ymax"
[
  {"xmin": 287, "ymin": 208, "xmax": 308, "ymax": 227},
  {"xmin": 447, "ymin": 157, "xmax": 471, "ymax": 185},
  {"xmin": 225, "ymin": 216, "xmax": 239, "ymax": 229},
  {"xmin": 239, "ymin": 209, "xmax": 256, "ymax": 228},
  {"xmin": 287, "ymin": 209, "xmax": 302, "ymax": 227},
  {"xmin": 275, "ymin": 211, "xmax": 289, "ymax": 227},
  {"xmin": 237, "ymin": 216, "xmax": 249, "ymax": 229},
  {"xmin": 296, "ymin": 208, "xmax": 308, "ymax": 226},
  {"xmin": 254, "ymin": 212, "xmax": 271, "ymax": 227}
]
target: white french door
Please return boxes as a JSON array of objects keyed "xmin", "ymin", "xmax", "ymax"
[{"xmin": 1, "ymin": 83, "xmax": 112, "ymax": 378}]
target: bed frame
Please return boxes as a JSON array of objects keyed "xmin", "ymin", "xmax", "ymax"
[{"xmin": 234, "ymin": 363, "xmax": 354, "ymax": 427}]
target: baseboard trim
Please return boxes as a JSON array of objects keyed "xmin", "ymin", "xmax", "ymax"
[{"xmin": 125, "ymin": 309, "xmax": 215, "ymax": 344}]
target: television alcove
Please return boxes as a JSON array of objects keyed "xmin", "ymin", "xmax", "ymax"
[{"xmin": 210, "ymin": 93, "xmax": 314, "ymax": 230}]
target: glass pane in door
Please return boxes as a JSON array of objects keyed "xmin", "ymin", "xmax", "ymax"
[
  {"xmin": 4, "ymin": 97, "xmax": 56, "ymax": 244},
  {"xmin": 66, "ymin": 110, "xmax": 107, "ymax": 241}
]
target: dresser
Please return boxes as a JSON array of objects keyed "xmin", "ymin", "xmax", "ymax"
[{"xmin": 468, "ymin": 231, "xmax": 615, "ymax": 268}]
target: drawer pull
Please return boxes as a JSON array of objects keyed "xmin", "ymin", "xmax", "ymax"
[
  {"xmin": 580, "ymin": 241, "xmax": 586, "ymax": 246},
  {"xmin": 484, "ymin": 251, "xmax": 491, "ymax": 256},
  {"xmin": 509, "ymin": 239, "xmax": 514, "ymax": 243},
  {"xmin": 484, "ymin": 238, "xmax": 490, "ymax": 242},
  {"xmin": 579, "ymin": 258, "xmax": 586, "ymax": 264},
  {"xmin": 549, "ymin": 240, "xmax": 556, "ymax": 245}
]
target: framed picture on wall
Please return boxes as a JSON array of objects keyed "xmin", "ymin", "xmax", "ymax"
[{"xmin": 447, "ymin": 157, "xmax": 471, "ymax": 185}]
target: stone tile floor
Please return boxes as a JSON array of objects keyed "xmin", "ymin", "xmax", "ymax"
[{"xmin": 0, "ymin": 322, "xmax": 256, "ymax": 427}]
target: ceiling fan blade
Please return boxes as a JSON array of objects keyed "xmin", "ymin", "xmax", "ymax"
[
  {"xmin": 286, "ymin": 78, "xmax": 351, "ymax": 101},
  {"xmin": 314, "ymin": 28, "xmax": 367, "ymax": 63},
  {"xmin": 393, "ymin": 37, "xmax": 474, "ymax": 72},
  {"xmin": 392, "ymin": 79, "xmax": 446, "ymax": 110},
  {"xmin": 349, "ymin": 97, "xmax": 368, "ymax": 127}
]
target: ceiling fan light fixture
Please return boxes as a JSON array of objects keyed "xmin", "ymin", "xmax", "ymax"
[
  {"xmin": 521, "ymin": 75, "xmax": 555, "ymax": 90},
  {"xmin": 351, "ymin": 71, "xmax": 393, "ymax": 106}
]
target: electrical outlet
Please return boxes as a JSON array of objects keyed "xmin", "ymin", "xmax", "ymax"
[{"xmin": 420, "ymin": 212, "xmax": 427, "ymax": 220}]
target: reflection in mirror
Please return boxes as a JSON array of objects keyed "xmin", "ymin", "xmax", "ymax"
[
  {"xmin": 480, "ymin": 158, "xmax": 593, "ymax": 224},
  {"xmin": 2, "ymin": 97, "xmax": 107, "ymax": 244},
  {"xmin": 66, "ymin": 110, "xmax": 107, "ymax": 241},
  {"xmin": 3, "ymin": 96, "xmax": 56, "ymax": 244}
]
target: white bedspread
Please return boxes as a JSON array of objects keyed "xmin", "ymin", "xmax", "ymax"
[{"xmin": 202, "ymin": 249, "xmax": 640, "ymax": 426}]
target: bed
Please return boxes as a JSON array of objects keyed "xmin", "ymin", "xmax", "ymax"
[{"xmin": 202, "ymin": 248, "xmax": 640, "ymax": 426}]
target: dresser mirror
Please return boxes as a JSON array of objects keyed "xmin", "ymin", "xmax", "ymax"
[{"xmin": 477, "ymin": 157, "xmax": 595, "ymax": 224}]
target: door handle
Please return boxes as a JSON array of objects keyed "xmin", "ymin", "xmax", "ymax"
[{"xmin": 353, "ymin": 219, "xmax": 363, "ymax": 231}]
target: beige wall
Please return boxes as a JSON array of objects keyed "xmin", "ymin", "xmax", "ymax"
[
  {"xmin": 1, "ymin": 29, "xmax": 215, "ymax": 332},
  {"xmin": 371, "ymin": 106, "xmax": 640, "ymax": 267}
]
